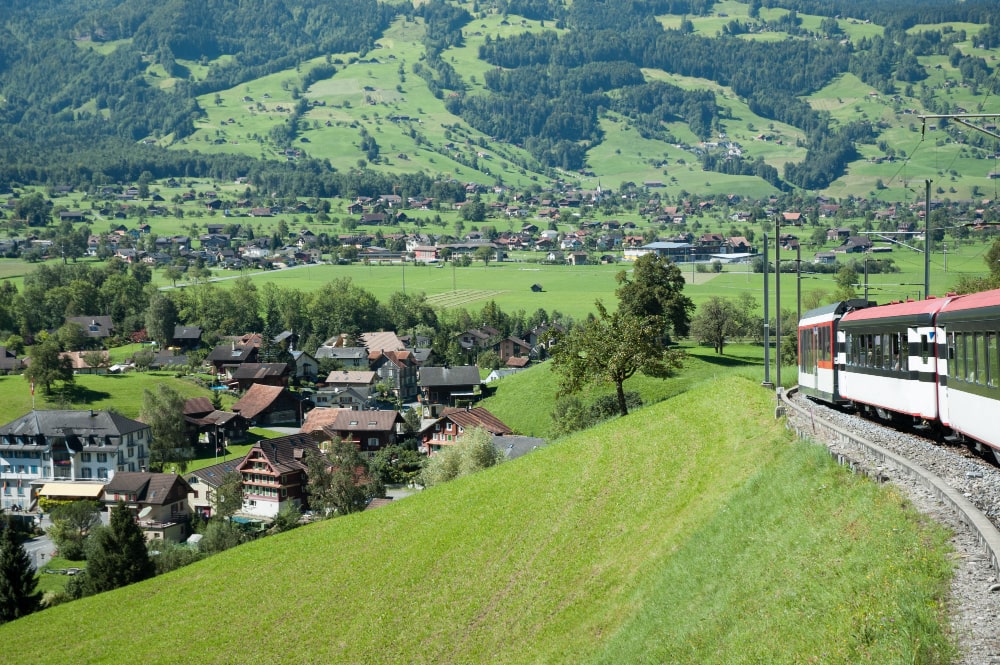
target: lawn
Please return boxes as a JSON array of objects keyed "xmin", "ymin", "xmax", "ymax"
[
  {"xmin": 0, "ymin": 371, "xmax": 213, "ymax": 424},
  {"xmin": 0, "ymin": 376, "xmax": 956, "ymax": 664}
]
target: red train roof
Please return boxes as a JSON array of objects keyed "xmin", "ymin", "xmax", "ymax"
[
  {"xmin": 841, "ymin": 297, "xmax": 952, "ymax": 323},
  {"xmin": 936, "ymin": 287, "xmax": 1000, "ymax": 315}
]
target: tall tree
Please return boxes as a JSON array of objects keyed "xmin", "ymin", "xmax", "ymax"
[
  {"xmin": 615, "ymin": 253, "xmax": 694, "ymax": 340},
  {"xmin": 0, "ymin": 521, "xmax": 41, "ymax": 624},
  {"xmin": 145, "ymin": 292, "xmax": 179, "ymax": 348},
  {"xmin": 550, "ymin": 301, "xmax": 684, "ymax": 417},
  {"xmin": 83, "ymin": 501, "xmax": 155, "ymax": 596},
  {"xmin": 24, "ymin": 338, "xmax": 74, "ymax": 395},
  {"xmin": 212, "ymin": 469, "xmax": 245, "ymax": 521},
  {"xmin": 141, "ymin": 384, "xmax": 192, "ymax": 472},
  {"xmin": 305, "ymin": 440, "xmax": 377, "ymax": 517}
]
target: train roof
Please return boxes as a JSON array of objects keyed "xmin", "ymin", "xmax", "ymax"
[
  {"xmin": 840, "ymin": 297, "xmax": 950, "ymax": 327},
  {"xmin": 799, "ymin": 299, "xmax": 871, "ymax": 326},
  {"xmin": 936, "ymin": 287, "xmax": 1000, "ymax": 323}
]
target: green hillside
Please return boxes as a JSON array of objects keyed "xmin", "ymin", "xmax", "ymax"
[{"xmin": 0, "ymin": 376, "xmax": 954, "ymax": 664}]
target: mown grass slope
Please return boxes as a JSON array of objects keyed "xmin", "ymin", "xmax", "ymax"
[{"xmin": 0, "ymin": 376, "xmax": 954, "ymax": 664}]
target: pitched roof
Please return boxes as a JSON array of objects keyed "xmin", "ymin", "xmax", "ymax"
[
  {"xmin": 231, "ymin": 362, "xmax": 289, "ymax": 380},
  {"xmin": 300, "ymin": 407, "xmax": 354, "ymax": 433},
  {"xmin": 439, "ymin": 407, "xmax": 513, "ymax": 435},
  {"xmin": 231, "ymin": 384, "xmax": 288, "ymax": 420},
  {"xmin": 0, "ymin": 409, "xmax": 148, "ymax": 438},
  {"xmin": 65, "ymin": 315, "xmax": 114, "ymax": 338},
  {"xmin": 187, "ymin": 457, "xmax": 246, "ymax": 489},
  {"xmin": 103, "ymin": 472, "xmax": 194, "ymax": 506},
  {"xmin": 323, "ymin": 370, "xmax": 377, "ymax": 385},
  {"xmin": 325, "ymin": 410, "xmax": 403, "ymax": 434},
  {"xmin": 240, "ymin": 432, "xmax": 323, "ymax": 474},
  {"xmin": 360, "ymin": 331, "xmax": 406, "ymax": 353},
  {"xmin": 183, "ymin": 397, "xmax": 215, "ymax": 417},
  {"xmin": 173, "ymin": 325, "xmax": 202, "ymax": 340},
  {"xmin": 418, "ymin": 365, "xmax": 482, "ymax": 388}
]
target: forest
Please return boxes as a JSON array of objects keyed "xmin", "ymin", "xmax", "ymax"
[{"xmin": 0, "ymin": 0, "xmax": 997, "ymax": 197}]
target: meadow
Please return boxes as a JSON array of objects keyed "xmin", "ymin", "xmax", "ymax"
[{"xmin": 0, "ymin": 375, "xmax": 956, "ymax": 664}]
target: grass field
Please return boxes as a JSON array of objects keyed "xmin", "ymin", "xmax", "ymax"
[{"xmin": 0, "ymin": 376, "xmax": 956, "ymax": 664}]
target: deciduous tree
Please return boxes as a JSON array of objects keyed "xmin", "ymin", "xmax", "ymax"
[
  {"xmin": 141, "ymin": 384, "xmax": 192, "ymax": 472},
  {"xmin": 615, "ymin": 253, "xmax": 694, "ymax": 340},
  {"xmin": 47, "ymin": 500, "xmax": 101, "ymax": 560},
  {"xmin": 550, "ymin": 301, "xmax": 684, "ymax": 417},
  {"xmin": 691, "ymin": 296, "xmax": 741, "ymax": 354},
  {"xmin": 24, "ymin": 338, "xmax": 74, "ymax": 395}
]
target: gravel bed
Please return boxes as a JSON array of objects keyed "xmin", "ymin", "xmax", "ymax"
[{"xmin": 786, "ymin": 393, "xmax": 1000, "ymax": 665}]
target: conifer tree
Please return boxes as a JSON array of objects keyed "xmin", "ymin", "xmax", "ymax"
[
  {"xmin": 0, "ymin": 521, "xmax": 41, "ymax": 624},
  {"xmin": 83, "ymin": 502, "xmax": 155, "ymax": 596}
]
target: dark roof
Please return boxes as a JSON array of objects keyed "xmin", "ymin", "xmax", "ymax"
[
  {"xmin": 493, "ymin": 435, "xmax": 547, "ymax": 460},
  {"xmin": 65, "ymin": 315, "xmax": 114, "ymax": 338},
  {"xmin": 438, "ymin": 407, "xmax": 512, "ymax": 435},
  {"xmin": 314, "ymin": 346, "xmax": 368, "ymax": 361},
  {"xmin": 173, "ymin": 325, "xmax": 202, "ymax": 340},
  {"xmin": 103, "ymin": 472, "xmax": 193, "ymax": 506},
  {"xmin": 418, "ymin": 365, "xmax": 482, "ymax": 388},
  {"xmin": 183, "ymin": 397, "xmax": 215, "ymax": 417},
  {"xmin": 187, "ymin": 457, "xmax": 246, "ymax": 489},
  {"xmin": 239, "ymin": 432, "xmax": 323, "ymax": 475},
  {"xmin": 231, "ymin": 363, "xmax": 289, "ymax": 380},
  {"xmin": 206, "ymin": 343, "xmax": 257, "ymax": 364},
  {"xmin": 0, "ymin": 410, "xmax": 148, "ymax": 438}
]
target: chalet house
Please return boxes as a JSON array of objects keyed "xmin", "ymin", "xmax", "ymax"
[
  {"xmin": 814, "ymin": 252, "xmax": 837, "ymax": 265},
  {"xmin": 492, "ymin": 336, "xmax": 532, "ymax": 364},
  {"xmin": 418, "ymin": 365, "xmax": 482, "ymax": 406},
  {"xmin": 826, "ymin": 227, "xmax": 853, "ymax": 242},
  {"xmin": 206, "ymin": 341, "xmax": 259, "ymax": 377},
  {"xmin": 172, "ymin": 325, "xmax": 203, "ymax": 350},
  {"xmin": 726, "ymin": 236, "xmax": 752, "ymax": 253},
  {"xmin": 527, "ymin": 322, "xmax": 565, "ymax": 351},
  {"xmin": 370, "ymin": 350, "xmax": 419, "ymax": 401},
  {"xmin": 321, "ymin": 370, "xmax": 377, "ymax": 395},
  {"xmin": 236, "ymin": 433, "xmax": 324, "ymax": 518},
  {"xmin": 839, "ymin": 236, "xmax": 873, "ymax": 254},
  {"xmin": 457, "ymin": 327, "xmax": 500, "ymax": 356},
  {"xmin": 361, "ymin": 331, "xmax": 407, "ymax": 355},
  {"xmin": 59, "ymin": 350, "xmax": 111, "ymax": 374},
  {"xmin": 0, "ymin": 410, "xmax": 151, "ymax": 510},
  {"xmin": 183, "ymin": 397, "xmax": 249, "ymax": 451},
  {"xmin": 299, "ymin": 408, "xmax": 353, "ymax": 435},
  {"xmin": 314, "ymin": 345, "xmax": 369, "ymax": 369},
  {"xmin": 231, "ymin": 384, "xmax": 303, "ymax": 426},
  {"xmin": 322, "ymin": 410, "xmax": 405, "ymax": 457},
  {"xmin": 185, "ymin": 457, "xmax": 244, "ymax": 519},
  {"xmin": 289, "ymin": 350, "xmax": 319, "ymax": 382},
  {"xmin": 102, "ymin": 472, "xmax": 195, "ymax": 543},
  {"xmin": 0, "ymin": 347, "xmax": 22, "ymax": 374},
  {"xmin": 65, "ymin": 315, "xmax": 114, "ymax": 345},
  {"xmin": 421, "ymin": 406, "xmax": 513, "ymax": 455},
  {"xmin": 230, "ymin": 362, "xmax": 291, "ymax": 391}
]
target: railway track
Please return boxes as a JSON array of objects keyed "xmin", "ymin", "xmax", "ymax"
[
  {"xmin": 781, "ymin": 387, "xmax": 1000, "ymax": 663},
  {"xmin": 781, "ymin": 387, "xmax": 1000, "ymax": 569}
]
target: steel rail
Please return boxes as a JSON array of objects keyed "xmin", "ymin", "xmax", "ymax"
[{"xmin": 780, "ymin": 387, "xmax": 1000, "ymax": 571}]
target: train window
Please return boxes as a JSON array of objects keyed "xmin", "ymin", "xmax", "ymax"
[
  {"xmin": 987, "ymin": 332, "xmax": 998, "ymax": 388},
  {"xmin": 921, "ymin": 333, "xmax": 929, "ymax": 362},
  {"xmin": 976, "ymin": 333, "xmax": 987, "ymax": 386},
  {"xmin": 946, "ymin": 332, "xmax": 956, "ymax": 378},
  {"xmin": 891, "ymin": 333, "xmax": 902, "ymax": 372},
  {"xmin": 967, "ymin": 333, "xmax": 977, "ymax": 383},
  {"xmin": 992, "ymin": 332, "xmax": 1000, "ymax": 389},
  {"xmin": 872, "ymin": 334, "xmax": 883, "ymax": 369}
]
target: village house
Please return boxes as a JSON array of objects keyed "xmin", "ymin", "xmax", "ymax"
[{"xmin": 102, "ymin": 472, "xmax": 196, "ymax": 543}]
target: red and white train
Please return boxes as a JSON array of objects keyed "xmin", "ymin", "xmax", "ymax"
[{"xmin": 798, "ymin": 288, "xmax": 1000, "ymax": 461}]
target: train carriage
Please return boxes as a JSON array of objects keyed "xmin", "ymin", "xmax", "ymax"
[
  {"xmin": 838, "ymin": 298, "xmax": 946, "ymax": 422},
  {"xmin": 797, "ymin": 300, "xmax": 866, "ymax": 404},
  {"xmin": 935, "ymin": 288, "xmax": 1000, "ymax": 456}
]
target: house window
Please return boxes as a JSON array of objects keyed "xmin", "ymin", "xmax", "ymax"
[
  {"xmin": 97, "ymin": 453, "xmax": 107, "ymax": 463},
  {"xmin": 127, "ymin": 447, "xmax": 135, "ymax": 458},
  {"xmin": 82, "ymin": 468, "xmax": 92, "ymax": 479},
  {"xmin": 98, "ymin": 468, "xmax": 108, "ymax": 479},
  {"xmin": 81, "ymin": 452, "xmax": 92, "ymax": 462},
  {"xmin": 368, "ymin": 437, "xmax": 379, "ymax": 448}
]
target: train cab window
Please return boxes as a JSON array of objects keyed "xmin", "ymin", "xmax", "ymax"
[{"xmin": 921, "ymin": 334, "xmax": 930, "ymax": 362}]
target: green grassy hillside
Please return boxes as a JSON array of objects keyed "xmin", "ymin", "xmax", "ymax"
[{"xmin": 0, "ymin": 376, "xmax": 954, "ymax": 664}]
